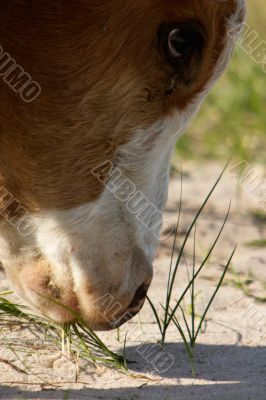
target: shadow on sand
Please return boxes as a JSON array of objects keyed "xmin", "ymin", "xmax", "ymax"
[{"xmin": 0, "ymin": 342, "xmax": 265, "ymax": 400}]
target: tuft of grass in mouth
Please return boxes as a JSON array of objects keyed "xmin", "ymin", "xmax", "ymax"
[
  {"xmin": 147, "ymin": 163, "xmax": 236, "ymax": 376},
  {"xmin": 0, "ymin": 293, "xmax": 127, "ymax": 372}
]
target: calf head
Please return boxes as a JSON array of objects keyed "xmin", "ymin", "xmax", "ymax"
[{"xmin": 0, "ymin": 0, "xmax": 246, "ymax": 329}]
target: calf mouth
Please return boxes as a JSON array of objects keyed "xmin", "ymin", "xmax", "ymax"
[{"xmin": 5, "ymin": 252, "xmax": 152, "ymax": 330}]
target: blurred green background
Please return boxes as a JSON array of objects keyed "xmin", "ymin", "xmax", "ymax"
[{"xmin": 176, "ymin": 0, "xmax": 266, "ymax": 163}]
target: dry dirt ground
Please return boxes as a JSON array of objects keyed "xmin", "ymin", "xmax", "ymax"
[{"xmin": 0, "ymin": 161, "xmax": 265, "ymax": 400}]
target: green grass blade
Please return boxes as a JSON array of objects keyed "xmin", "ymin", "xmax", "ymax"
[
  {"xmin": 171, "ymin": 313, "xmax": 194, "ymax": 364},
  {"xmin": 146, "ymin": 296, "xmax": 163, "ymax": 335},
  {"xmin": 167, "ymin": 169, "xmax": 183, "ymax": 295},
  {"xmin": 161, "ymin": 170, "xmax": 183, "ymax": 343},
  {"xmin": 193, "ymin": 246, "xmax": 236, "ymax": 343},
  {"xmin": 191, "ymin": 225, "xmax": 197, "ymax": 342},
  {"xmin": 166, "ymin": 202, "xmax": 231, "ymax": 330},
  {"xmin": 179, "ymin": 306, "xmax": 193, "ymax": 344},
  {"xmin": 165, "ymin": 161, "xmax": 230, "ymax": 329}
]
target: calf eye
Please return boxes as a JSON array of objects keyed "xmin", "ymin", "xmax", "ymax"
[
  {"xmin": 168, "ymin": 28, "xmax": 194, "ymax": 59},
  {"xmin": 158, "ymin": 21, "xmax": 206, "ymax": 67}
]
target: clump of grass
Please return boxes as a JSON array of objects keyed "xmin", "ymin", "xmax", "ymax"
[
  {"xmin": 250, "ymin": 209, "xmax": 266, "ymax": 224},
  {"xmin": 228, "ymin": 267, "xmax": 266, "ymax": 303},
  {"xmin": 0, "ymin": 293, "xmax": 127, "ymax": 371},
  {"xmin": 65, "ymin": 323, "xmax": 127, "ymax": 370},
  {"xmin": 245, "ymin": 239, "xmax": 266, "ymax": 248},
  {"xmin": 248, "ymin": 211, "xmax": 266, "ymax": 249},
  {"xmin": 168, "ymin": 247, "xmax": 235, "ymax": 376},
  {"xmin": 148, "ymin": 164, "xmax": 236, "ymax": 376}
]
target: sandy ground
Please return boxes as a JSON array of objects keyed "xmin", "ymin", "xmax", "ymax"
[{"xmin": 0, "ymin": 161, "xmax": 265, "ymax": 400}]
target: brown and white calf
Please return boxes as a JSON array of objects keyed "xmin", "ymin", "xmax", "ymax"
[{"xmin": 0, "ymin": 1, "xmax": 246, "ymax": 330}]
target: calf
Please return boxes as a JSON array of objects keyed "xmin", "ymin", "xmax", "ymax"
[{"xmin": 0, "ymin": 0, "xmax": 246, "ymax": 329}]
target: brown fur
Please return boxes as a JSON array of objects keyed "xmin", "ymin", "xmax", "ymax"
[{"xmin": 0, "ymin": 0, "xmax": 237, "ymax": 214}]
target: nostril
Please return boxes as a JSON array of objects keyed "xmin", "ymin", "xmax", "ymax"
[
  {"xmin": 113, "ymin": 281, "xmax": 151, "ymax": 328},
  {"xmin": 129, "ymin": 282, "xmax": 150, "ymax": 310}
]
